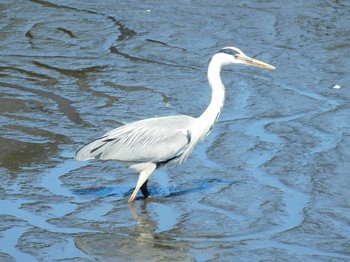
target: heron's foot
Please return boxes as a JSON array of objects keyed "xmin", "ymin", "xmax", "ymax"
[
  {"xmin": 144, "ymin": 195, "xmax": 152, "ymax": 200},
  {"xmin": 127, "ymin": 194, "xmax": 152, "ymax": 203},
  {"xmin": 128, "ymin": 179, "xmax": 151, "ymax": 203},
  {"xmin": 128, "ymin": 194, "xmax": 136, "ymax": 203},
  {"xmin": 140, "ymin": 179, "xmax": 151, "ymax": 198}
]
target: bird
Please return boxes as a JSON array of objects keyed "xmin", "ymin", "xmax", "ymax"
[{"xmin": 75, "ymin": 47, "xmax": 275, "ymax": 202}]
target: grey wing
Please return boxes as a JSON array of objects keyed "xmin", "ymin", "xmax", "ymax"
[{"xmin": 75, "ymin": 116, "xmax": 194, "ymax": 164}]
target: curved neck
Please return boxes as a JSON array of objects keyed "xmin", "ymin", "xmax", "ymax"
[{"xmin": 197, "ymin": 55, "xmax": 225, "ymax": 139}]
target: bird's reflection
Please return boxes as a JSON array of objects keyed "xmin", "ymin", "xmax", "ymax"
[{"xmin": 128, "ymin": 199, "xmax": 158, "ymax": 240}]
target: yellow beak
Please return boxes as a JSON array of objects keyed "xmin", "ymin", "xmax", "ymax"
[{"xmin": 241, "ymin": 55, "xmax": 276, "ymax": 70}]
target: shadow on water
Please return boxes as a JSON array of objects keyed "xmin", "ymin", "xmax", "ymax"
[{"xmin": 71, "ymin": 177, "xmax": 231, "ymax": 199}]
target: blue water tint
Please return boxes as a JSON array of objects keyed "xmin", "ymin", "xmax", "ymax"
[{"xmin": 0, "ymin": 227, "xmax": 37, "ymax": 262}]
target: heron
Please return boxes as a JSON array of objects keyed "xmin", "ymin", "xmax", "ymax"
[{"xmin": 75, "ymin": 47, "xmax": 275, "ymax": 202}]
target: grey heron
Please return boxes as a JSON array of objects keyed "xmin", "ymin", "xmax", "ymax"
[{"xmin": 75, "ymin": 47, "xmax": 275, "ymax": 202}]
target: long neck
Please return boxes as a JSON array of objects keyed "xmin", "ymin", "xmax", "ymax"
[{"xmin": 197, "ymin": 55, "xmax": 225, "ymax": 140}]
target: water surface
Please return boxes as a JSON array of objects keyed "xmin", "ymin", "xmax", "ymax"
[{"xmin": 1, "ymin": 0, "xmax": 350, "ymax": 261}]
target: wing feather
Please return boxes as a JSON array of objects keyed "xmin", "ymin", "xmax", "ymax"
[{"xmin": 75, "ymin": 115, "xmax": 194, "ymax": 164}]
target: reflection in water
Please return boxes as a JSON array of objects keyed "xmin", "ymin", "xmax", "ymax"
[
  {"xmin": 129, "ymin": 201, "xmax": 159, "ymax": 239},
  {"xmin": 73, "ymin": 201, "xmax": 193, "ymax": 261}
]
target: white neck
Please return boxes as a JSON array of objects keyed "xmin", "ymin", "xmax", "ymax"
[{"xmin": 197, "ymin": 54, "xmax": 226, "ymax": 140}]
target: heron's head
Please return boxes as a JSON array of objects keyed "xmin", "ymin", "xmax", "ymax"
[{"xmin": 217, "ymin": 47, "xmax": 275, "ymax": 70}]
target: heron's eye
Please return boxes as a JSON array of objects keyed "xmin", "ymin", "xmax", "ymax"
[{"xmin": 233, "ymin": 54, "xmax": 239, "ymax": 59}]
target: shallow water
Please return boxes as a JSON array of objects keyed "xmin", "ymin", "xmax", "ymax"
[{"xmin": 1, "ymin": 0, "xmax": 350, "ymax": 261}]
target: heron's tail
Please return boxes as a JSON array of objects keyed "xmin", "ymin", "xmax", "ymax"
[{"xmin": 74, "ymin": 138, "xmax": 107, "ymax": 161}]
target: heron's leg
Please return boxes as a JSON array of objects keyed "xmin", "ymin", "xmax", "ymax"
[
  {"xmin": 128, "ymin": 164, "xmax": 156, "ymax": 202},
  {"xmin": 140, "ymin": 179, "xmax": 150, "ymax": 198}
]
